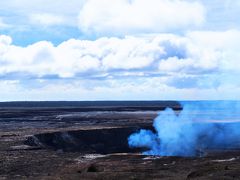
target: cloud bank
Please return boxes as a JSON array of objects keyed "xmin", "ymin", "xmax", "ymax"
[{"xmin": 0, "ymin": 30, "xmax": 240, "ymax": 100}]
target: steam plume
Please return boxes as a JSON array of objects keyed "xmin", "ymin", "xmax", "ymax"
[{"xmin": 128, "ymin": 101, "xmax": 240, "ymax": 156}]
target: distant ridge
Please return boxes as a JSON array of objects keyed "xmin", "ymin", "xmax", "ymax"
[{"xmin": 0, "ymin": 101, "xmax": 181, "ymax": 108}]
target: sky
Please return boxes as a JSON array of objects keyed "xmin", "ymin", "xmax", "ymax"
[{"xmin": 0, "ymin": 0, "xmax": 240, "ymax": 101}]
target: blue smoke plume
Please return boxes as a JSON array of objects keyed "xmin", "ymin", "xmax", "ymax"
[{"xmin": 128, "ymin": 101, "xmax": 240, "ymax": 157}]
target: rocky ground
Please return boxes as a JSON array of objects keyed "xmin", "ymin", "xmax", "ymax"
[{"xmin": 0, "ymin": 103, "xmax": 240, "ymax": 179}]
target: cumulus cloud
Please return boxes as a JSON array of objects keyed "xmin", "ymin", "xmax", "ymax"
[
  {"xmin": 0, "ymin": 35, "xmax": 12, "ymax": 45},
  {"xmin": 0, "ymin": 30, "xmax": 240, "ymax": 93},
  {"xmin": 78, "ymin": 0, "xmax": 205, "ymax": 36},
  {"xmin": 1, "ymin": 1, "xmax": 240, "ymax": 100},
  {"xmin": 1, "ymin": 0, "xmax": 240, "ymax": 42}
]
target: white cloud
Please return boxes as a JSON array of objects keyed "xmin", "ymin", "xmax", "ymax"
[
  {"xmin": 0, "ymin": 35, "xmax": 12, "ymax": 45},
  {"xmin": 1, "ymin": 30, "xmax": 240, "ymax": 100},
  {"xmin": 29, "ymin": 13, "xmax": 68, "ymax": 27},
  {"xmin": 1, "ymin": 0, "xmax": 240, "ymax": 39},
  {"xmin": 78, "ymin": 0, "xmax": 205, "ymax": 36},
  {"xmin": 0, "ymin": 0, "xmax": 86, "ymax": 29},
  {"xmin": 1, "ymin": 1, "xmax": 240, "ymax": 100},
  {"xmin": 0, "ymin": 30, "xmax": 239, "ymax": 78},
  {"xmin": 1, "ymin": 77, "xmax": 240, "ymax": 101}
]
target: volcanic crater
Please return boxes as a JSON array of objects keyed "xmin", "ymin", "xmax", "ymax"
[{"xmin": 1, "ymin": 101, "xmax": 240, "ymax": 179}]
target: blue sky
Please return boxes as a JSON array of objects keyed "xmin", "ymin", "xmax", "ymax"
[{"xmin": 0, "ymin": 0, "xmax": 240, "ymax": 101}]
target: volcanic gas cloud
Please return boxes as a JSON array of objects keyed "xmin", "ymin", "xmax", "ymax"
[{"xmin": 128, "ymin": 101, "xmax": 240, "ymax": 157}]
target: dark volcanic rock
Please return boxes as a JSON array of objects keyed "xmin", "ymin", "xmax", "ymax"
[{"xmin": 0, "ymin": 103, "xmax": 240, "ymax": 179}]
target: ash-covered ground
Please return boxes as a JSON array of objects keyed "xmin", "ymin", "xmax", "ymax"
[{"xmin": 1, "ymin": 101, "xmax": 240, "ymax": 180}]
